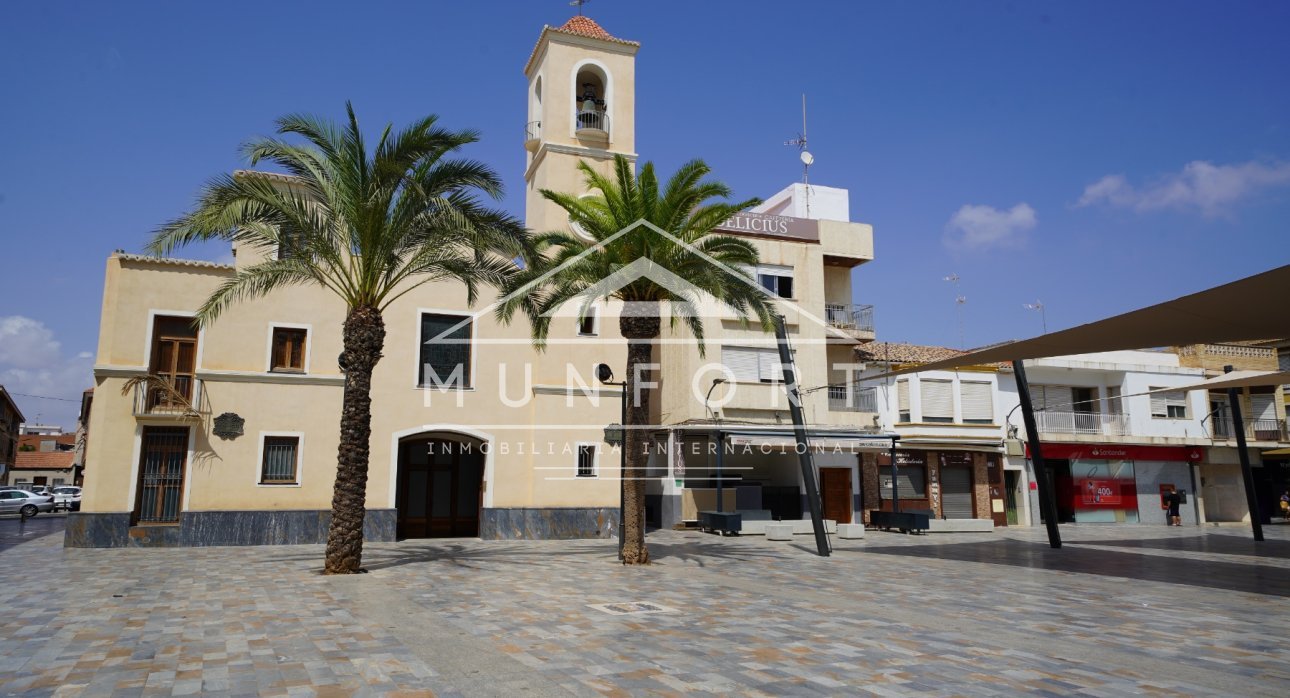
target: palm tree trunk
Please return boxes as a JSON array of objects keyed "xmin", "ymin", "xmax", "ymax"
[
  {"xmin": 324, "ymin": 305, "xmax": 386, "ymax": 574},
  {"xmin": 619, "ymin": 312, "xmax": 659, "ymax": 565}
]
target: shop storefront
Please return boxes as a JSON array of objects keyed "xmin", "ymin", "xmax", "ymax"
[
  {"xmin": 1037, "ymin": 444, "xmax": 1202, "ymax": 525},
  {"xmin": 865, "ymin": 448, "xmax": 998, "ymax": 523}
]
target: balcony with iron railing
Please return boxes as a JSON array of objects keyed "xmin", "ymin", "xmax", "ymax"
[
  {"xmin": 524, "ymin": 120, "xmax": 542, "ymax": 151},
  {"xmin": 1035, "ymin": 411, "xmax": 1131, "ymax": 436},
  {"xmin": 1210, "ymin": 416, "xmax": 1289, "ymax": 442},
  {"xmin": 130, "ymin": 375, "xmax": 204, "ymax": 420},
  {"xmin": 574, "ymin": 110, "xmax": 609, "ymax": 139},
  {"xmin": 828, "ymin": 385, "xmax": 878, "ymax": 413},
  {"xmin": 825, "ymin": 303, "xmax": 875, "ymax": 340}
]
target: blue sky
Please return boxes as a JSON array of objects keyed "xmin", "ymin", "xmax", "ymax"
[{"xmin": 2, "ymin": 1, "xmax": 1288, "ymax": 427}]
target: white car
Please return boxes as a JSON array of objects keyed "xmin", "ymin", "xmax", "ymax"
[
  {"xmin": 51, "ymin": 486, "xmax": 82, "ymax": 511},
  {"xmin": 0, "ymin": 490, "xmax": 55, "ymax": 517}
]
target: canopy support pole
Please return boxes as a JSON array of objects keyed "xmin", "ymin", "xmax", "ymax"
[
  {"xmin": 1013, "ymin": 360, "xmax": 1062, "ymax": 549},
  {"xmin": 1225, "ymin": 364, "xmax": 1264, "ymax": 542},
  {"xmin": 890, "ymin": 437, "xmax": 900, "ymax": 514},
  {"xmin": 774, "ymin": 315, "xmax": 830, "ymax": 557}
]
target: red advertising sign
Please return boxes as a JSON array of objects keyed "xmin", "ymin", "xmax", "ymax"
[
  {"xmin": 1077, "ymin": 478, "xmax": 1124, "ymax": 506},
  {"xmin": 1028, "ymin": 443, "xmax": 1202, "ymax": 462}
]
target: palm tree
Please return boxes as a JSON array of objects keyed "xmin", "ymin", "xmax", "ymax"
[
  {"xmin": 498, "ymin": 155, "xmax": 775, "ymax": 565},
  {"xmin": 149, "ymin": 103, "xmax": 529, "ymax": 574}
]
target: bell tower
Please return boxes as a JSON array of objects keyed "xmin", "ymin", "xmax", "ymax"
[{"xmin": 523, "ymin": 16, "xmax": 639, "ymax": 235}]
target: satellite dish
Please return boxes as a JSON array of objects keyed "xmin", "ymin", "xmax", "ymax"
[{"xmin": 800, "ymin": 151, "xmax": 814, "ymax": 166}]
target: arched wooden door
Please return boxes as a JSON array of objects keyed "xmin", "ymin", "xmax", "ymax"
[{"xmin": 396, "ymin": 437, "xmax": 484, "ymax": 538}]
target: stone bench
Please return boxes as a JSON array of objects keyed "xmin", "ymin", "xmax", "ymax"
[
  {"xmin": 765, "ymin": 523, "xmax": 794, "ymax": 541},
  {"xmin": 742, "ymin": 517, "xmax": 838, "ymax": 536},
  {"xmin": 927, "ymin": 518, "xmax": 994, "ymax": 533},
  {"xmin": 837, "ymin": 523, "xmax": 865, "ymax": 539}
]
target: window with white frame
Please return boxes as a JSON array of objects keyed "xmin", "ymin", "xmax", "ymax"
[
  {"xmin": 419, "ymin": 313, "xmax": 472, "ymax": 388},
  {"xmin": 260, "ymin": 435, "xmax": 301, "ymax": 484},
  {"xmin": 920, "ymin": 379, "xmax": 954, "ymax": 423},
  {"xmin": 961, "ymin": 381, "xmax": 993, "ymax": 424},
  {"xmin": 721, "ymin": 346, "xmax": 783, "ymax": 383},
  {"xmin": 1150, "ymin": 388, "xmax": 1188, "ymax": 419},
  {"xmin": 756, "ymin": 264, "xmax": 794, "ymax": 299},
  {"xmin": 896, "ymin": 380, "xmax": 911, "ymax": 422},
  {"xmin": 576, "ymin": 443, "xmax": 597, "ymax": 478},
  {"xmin": 270, "ymin": 326, "xmax": 308, "ymax": 373}
]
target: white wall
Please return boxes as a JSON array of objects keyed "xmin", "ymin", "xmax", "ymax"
[
  {"xmin": 753, "ymin": 183, "xmax": 850, "ymax": 222},
  {"xmin": 996, "ymin": 353, "xmax": 1208, "ymax": 442}
]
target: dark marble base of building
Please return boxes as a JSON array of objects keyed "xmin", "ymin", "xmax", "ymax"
[
  {"xmin": 63, "ymin": 509, "xmax": 398, "ymax": 548},
  {"xmin": 480, "ymin": 507, "xmax": 618, "ymax": 540}
]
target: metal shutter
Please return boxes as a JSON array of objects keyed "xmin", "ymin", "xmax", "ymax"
[
  {"xmin": 941, "ymin": 466, "xmax": 974, "ymax": 519},
  {"xmin": 1149, "ymin": 388, "xmax": 1167, "ymax": 417},
  {"xmin": 961, "ymin": 381, "xmax": 993, "ymax": 422},
  {"xmin": 897, "ymin": 380, "xmax": 910, "ymax": 414},
  {"xmin": 1151, "ymin": 388, "xmax": 1186, "ymax": 417},
  {"xmin": 921, "ymin": 379, "xmax": 954, "ymax": 421},
  {"xmin": 1251, "ymin": 394, "xmax": 1276, "ymax": 421},
  {"xmin": 758, "ymin": 350, "xmax": 784, "ymax": 382},
  {"xmin": 722, "ymin": 346, "xmax": 761, "ymax": 382}
]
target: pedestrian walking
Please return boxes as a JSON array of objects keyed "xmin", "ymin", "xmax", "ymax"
[{"xmin": 1165, "ymin": 487, "xmax": 1182, "ymax": 527}]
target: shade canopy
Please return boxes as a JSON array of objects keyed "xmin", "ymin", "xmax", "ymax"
[{"xmin": 878, "ymin": 265, "xmax": 1290, "ymax": 377}]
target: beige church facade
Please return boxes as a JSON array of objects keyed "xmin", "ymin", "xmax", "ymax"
[{"xmin": 67, "ymin": 16, "xmax": 879, "ymax": 547}]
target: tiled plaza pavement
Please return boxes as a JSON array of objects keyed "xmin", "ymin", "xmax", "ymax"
[{"xmin": 2, "ymin": 520, "xmax": 1289, "ymax": 696}]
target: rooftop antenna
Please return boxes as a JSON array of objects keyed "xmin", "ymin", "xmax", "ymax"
[
  {"xmin": 944, "ymin": 273, "xmax": 966, "ymax": 349},
  {"xmin": 784, "ymin": 94, "xmax": 813, "ymax": 217},
  {"xmin": 569, "ymin": 0, "xmax": 590, "ymax": 15},
  {"xmin": 1023, "ymin": 300, "xmax": 1048, "ymax": 334}
]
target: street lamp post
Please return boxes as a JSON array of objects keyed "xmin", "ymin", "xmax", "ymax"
[
  {"xmin": 705, "ymin": 378, "xmax": 727, "ymax": 513},
  {"xmin": 596, "ymin": 363, "xmax": 627, "ymax": 559}
]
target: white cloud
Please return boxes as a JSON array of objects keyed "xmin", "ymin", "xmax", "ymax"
[
  {"xmin": 0, "ymin": 316, "xmax": 93, "ymax": 429},
  {"xmin": 1077, "ymin": 160, "xmax": 1290, "ymax": 216},
  {"xmin": 943, "ymin": 203, "xmax": 1037, "ymax": 250}
]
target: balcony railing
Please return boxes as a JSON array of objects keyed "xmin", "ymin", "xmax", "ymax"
[
  {"xmin": 574, "ymin": 109, "xmax": 609, "ymax": 135},
  {"xmin": 828, "ymin": 385, "xmax": 878, "ymax": 412},
  {"xmin": 131, "ymin": 375, "xmax": 203, "ymax": 419},
  {"xmin": 1036, "ymin": 411, "xmax": 1130, "ymax": 436},
  {"xmin": 1211, "ymin": 417, "xmax": 1288, "ymax": 442},
  {"xmin": 525, "ymin": 120, "xmax": 541, "ymax": 143},
  {"xmin": 825, "ymin": 303, "xmax": 874, "ymax": 333}
]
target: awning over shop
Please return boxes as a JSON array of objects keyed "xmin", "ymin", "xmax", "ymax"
[
  {"xmin": 870, "ymin": 265, "xmax": 1290, "ymax": 378},
  {"xmin": 726, "ymin": 434, "xmax": 891, "ymax": 451},
  {"xmin": 895, "ymin": 439, "xmax": 1004, "ymax": 452}
]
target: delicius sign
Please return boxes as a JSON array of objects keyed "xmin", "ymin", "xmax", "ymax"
[{"xmin": 718, "ymin": 211, "xmax": 819, "ymax": 241}]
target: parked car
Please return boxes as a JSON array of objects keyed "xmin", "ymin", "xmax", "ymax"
[
  {"xmin": 51, "ymin": 486, "xmax": 82, "ymax": 511},
  {"xmin": 0, "ymin": 490, "xmax": 55, "ymax": 517},
  {"xmin": 25, "ymin": 486, "xmax": 52, "ymax": 496}
]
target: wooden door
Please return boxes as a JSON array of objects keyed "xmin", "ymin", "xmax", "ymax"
[
  {"xmin": 820, "ymin": 468, "xmax": 853, "ymax": 524},
  {"xmin": 149, "ymin": 316, "xmax": 198, "ymax": 409},
  {"xmin": 397, "ymin": 439, "xmax": 483, "ymax": 538},
  {"xmin": 134, "ymin": 426, "xmax": 189, "ymax": 524}
]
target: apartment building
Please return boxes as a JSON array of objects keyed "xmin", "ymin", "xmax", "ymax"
[
  {"xmin": 0, "ymin": 387, "xmax": 24, "ymax": 485},
  {"xmin": 1174, "ymin": 342, "xmax": 1290, "ymax": 523},
  {"xmin": 859, "ymin": 344, "xmax": 1008, "ymax": 527},
  {"xmin": 70, "ymin": 15, "xmax": 878, "ymax": 547}
]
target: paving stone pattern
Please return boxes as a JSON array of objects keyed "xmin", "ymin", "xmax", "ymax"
[{"xmin": 1, "ymin": 519, "xmax": 1288, "ymax": 696}]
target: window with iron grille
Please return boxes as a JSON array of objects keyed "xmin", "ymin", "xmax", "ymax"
[
  {"xmin": 576, "ymin": 444, "xmax": 597, "ymax": 478},
  {"xmin": 260, "ymin": 436, "xmax": 300, "ymax": 484},
  {"xmin": 270, "ymin": 327, "xmax": 307, "ymax": 372},
  {"xmin": 419, "ymin": 313, "xmax": 472, "ymax": 388}
]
